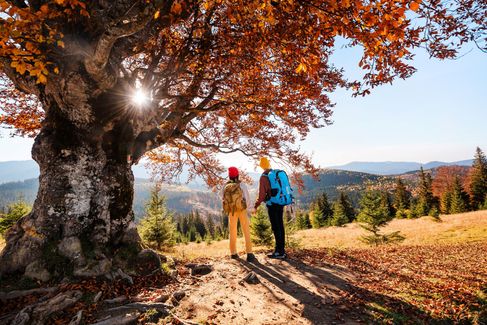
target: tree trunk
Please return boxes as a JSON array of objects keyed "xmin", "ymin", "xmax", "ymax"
[{"xmin": 0, "ymin": 104, "xmax": 142, "ymax": 280}]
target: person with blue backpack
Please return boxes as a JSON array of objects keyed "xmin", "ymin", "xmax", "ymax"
[{"xmin": 254, "ymin": 157, "xmax": 294, "ymax": 259}]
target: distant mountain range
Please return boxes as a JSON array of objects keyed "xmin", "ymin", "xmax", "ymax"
[
  {"xmin": 329, "ymin": 160, "xmax": 473, "ymax": 175},
  {"xmin": 0, "ymin": 159, "xmax": 473, "ymax": 218},
  {"xmin": 0, "ymin": 159, "xmax": 474, "ymax": 184}
]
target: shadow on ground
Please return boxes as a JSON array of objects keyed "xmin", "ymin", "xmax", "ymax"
[{"xmin": 238, "ymin": 255, "xmax": 438, "ymax": 324}]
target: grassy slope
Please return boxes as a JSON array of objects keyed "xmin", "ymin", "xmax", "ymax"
[{"xmin": 172, "ymin": 210, "xmax": 487, "ymax": 259}]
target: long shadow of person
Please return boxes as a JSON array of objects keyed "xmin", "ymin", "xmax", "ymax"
[{"xmin": 238, "ymin": 256, "xmax": 439, "ymax": 324}]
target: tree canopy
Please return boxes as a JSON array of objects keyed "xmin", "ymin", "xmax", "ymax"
[{"xmin": 1, "ymin": 0, "xmax": 486, "ymax": 184}]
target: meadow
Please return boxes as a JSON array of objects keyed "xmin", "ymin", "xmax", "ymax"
[{"xmin": 171, "ymin": 210, "xmax": 487, "ymax": 259}]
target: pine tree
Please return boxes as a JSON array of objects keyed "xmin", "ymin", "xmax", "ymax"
[
  {"xmin": 193, "ymin": 210, "xmax": 207, "ymax": 239},
  {"xmin": 315, "ymin": 192, "xmax": 333, "ymax": 224},
  {"xmin": 449, "ymin": 176, "xmax": 470, "ymax": 214},
  {"xmin": 393, "ymin": 178, "xmax": 410, "ymax": 213},
  {"xmin": 357, "ymin": 190, "xmax": 404, "ymax": 245},
  {"xmin": 380, "ymin": 191, "xmax": 395, "ymax": 218},
  {"xmin": 205, "ymin": 215, "xmax": 216, "ymax": 239},
  {"xmin": 139, "ymin": 188, "xmax": 176, "ymax": 250},
  {"xmin": 337, "ymin": 192, "xmax": 356, "ymax": 221},
  {"xmin": 310, "ymin": 204, "xmax": 327, "ymax": 228},
  {"xmin": 250, "ymin": 206, "xmax": 273, "ymax": 247},
  {"xmin": 470, "ymin": 147, "xmax": 487, "ymax": 210},
  {"xmin": 440, "ymin": 188, "xmax": 452, "ymax": 214},
  {"xmin": 309, "ymin": 192, "xmax": 333, "ymax": 228},
  {"xmin": 295, "ymin": 211, "xmax": 311, "ymax": 230},
  {"xmin": 330, "ymin": 201, "xmax": 349, "ymax": 227},
  {"xmin": 482, "ymin": 195, "xmax": 487, "ymax": 210},
  {"xmin": 0, "ymin": 200, "xmax": 31, "ymax": 236},
  {"xmin": 416, "ymin": 167, "xmax": 437, "ymax": 217}
]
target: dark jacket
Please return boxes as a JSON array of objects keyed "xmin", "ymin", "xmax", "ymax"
[{"xmin": 254, "ymin": 169, "xmax": 272, "ymax": 209}]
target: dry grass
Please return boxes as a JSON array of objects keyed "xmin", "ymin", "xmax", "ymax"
[
  {"xmin": 171, "ymin": 210, "xmax": 487, "ymax": 259},
  {"xmin": 0, "ymin": 237, "xmax": 5, "ymax": 252}
]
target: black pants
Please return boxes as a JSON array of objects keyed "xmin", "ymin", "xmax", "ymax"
[{"xmin": 267, "ymin": 204, "xmax": 285, "ymax": 254}]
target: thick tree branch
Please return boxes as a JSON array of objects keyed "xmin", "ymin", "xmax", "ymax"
[
  {"xmin": 177, "ymin": 134, "xmax": 257, "ymax": 156},
  {"xmin": 84, "ymin": 10, "xmax": 156, "ymax": 90}
]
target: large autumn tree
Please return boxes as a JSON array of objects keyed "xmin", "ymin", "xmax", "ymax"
[{"xmin": 0, "ymin": 0, "xmax": 485, "ymax": 279}]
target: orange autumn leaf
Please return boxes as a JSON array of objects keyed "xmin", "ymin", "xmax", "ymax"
[{"xmin": 409, "ymin": 1, "xmax": 420, "ymax": 11}]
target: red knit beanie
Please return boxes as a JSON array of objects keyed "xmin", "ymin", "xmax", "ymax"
[{"xmin": 228, "ymin": 166, "xmax": 239, "ymax": 179}]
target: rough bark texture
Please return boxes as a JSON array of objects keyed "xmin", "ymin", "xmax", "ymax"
[{"xmin": 0, "ymin": 76, "xmax": 144, "ymax": 280}]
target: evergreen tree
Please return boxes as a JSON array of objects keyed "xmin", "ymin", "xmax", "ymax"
[
  {"xmin": 205, "ymin": 215, "xmax": 216, "ymax": 239},
  {"xmin": 330, "ymin": 201, "xmax": 349, "ymax": 227},
  {"xmin": 470, "ymin": 147, "xmax": 487, "ymax": 210},
  {"xmin": 295, "ymin": 211, "xmax": 311, "ymax": 230},
  {"xmin": 416, "ymin": 167, "xmax": 436, "ymax": 217},
  {"xmin": 309, "ymin": 192, "xmax": 333, "ymax": 228},
  {"xmin": 380, "ymin": 191, "xmax": 395, "ymax": 218},
  {"xmin": 310, "ymin": 204, "xmax": 327, "ymax": 228},
  {"xmin": 337, "ymin": 192, "xmax": 355, "ymax": 221},
  {"xmin": 482, "ymin": 195, "xmax": 487, "ymax": 210},
  {"xmin": 449, "ymin": 176, "xmax": 470, "ymax": 214},
  {"xmin": 250, "ymin": 206, "xmax": 273, "ymax": 246},
  {"xmin": 193, "ymin": 210, "xmax": 207, "ymax": 239},
  {"xmin": 187, "ymin": 224, "xmax": 197, "ymax": 242},
  {"xmin": 315, "ymin": 192, "xmax": 333, "ymax": 224},
  {"xmin": 393, "ymin": 178, "xmax": 410, "ymax": 211},
  {"xmin": 357, "ymin": 190, "xmax": 404, "ymax": 245},
  {"xmin": 0, "ymin": 200, "xmax": 31, "ymax": 236},
  {"xmin": 138, "ymin": 188, "xmax": 176, "ymax": 249},
  {"xmin": 440, "ymin": 188, "xmax": 452, "ymax": 214}
]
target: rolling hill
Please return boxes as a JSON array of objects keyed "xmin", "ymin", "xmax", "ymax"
[
  {"xmin": 0, "ymin": 160, "xmax": 472, "ymax": 219},
  {"xmin": 330, "ymin": 159, "xmax": 473, "ymax": 175}
]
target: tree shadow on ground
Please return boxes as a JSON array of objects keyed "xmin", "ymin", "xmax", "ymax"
[{"xmin": 238, "ymin": 256, "xmax": 442, "ymax": 325}]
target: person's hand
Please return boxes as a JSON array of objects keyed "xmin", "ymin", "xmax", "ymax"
[{"xmin": 251, "ymin": 208, "xmax": 257, "ymax": 215}]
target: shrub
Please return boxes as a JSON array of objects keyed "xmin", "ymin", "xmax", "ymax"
[
  {"xmin": 139, "ymin": 187, "xmax": 176, "ymax": 250},
  {"xmin": 250, "ymin": 206, "xmax": 273, "ymax": 247},
  {"xmin": 0, "ymin": 200, "xmax": 31, "ymax": 237},
  {"xmin": 358, "ymin": 190, "xmax": 404, "ymax": 246}
]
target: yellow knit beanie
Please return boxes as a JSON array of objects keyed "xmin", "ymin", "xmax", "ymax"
[{"xmin": 259, "ymin": 157, "xmax": 271, "ymax": 170}]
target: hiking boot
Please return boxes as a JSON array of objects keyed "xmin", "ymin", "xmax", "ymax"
[
  {"xmin": 246, "ymin": 253, "xmax": 256, "ymax": 262},
  {"xmin": 230, "ymin": 254, "xmax": 239, "ymax": 259},
  {"xmin": 268, "ymin": 252, "xmax": 286, "ymax": 259},
  {"xmin": 275, "ymin": 253, "xmax": 287, "ymax": 259},
  {"xmin": 267, "ymin": 251, "xmax": 279, "ymax": 258}
]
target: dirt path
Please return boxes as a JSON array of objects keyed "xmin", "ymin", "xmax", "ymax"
[{"xmin": 174, "ymin": 253, "xmax": 364, "ymax": 324}]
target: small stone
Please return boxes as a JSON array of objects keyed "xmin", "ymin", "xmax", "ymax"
[
  {"xmin": 154, "ymin": 294, "xmax": 170, "ymax": 303},
  {"xmin": 172, "ymin": 290, "xmax": 186, "ymax": 301},
  {"xmin": 241, "ymin": 272, "xmax": 259, "ymax": 285},
  {"xmin": 24, "ymin": 260, "xmax": 51, "ymax": 282},
  {"xmin": 135, "ymin": 249, "xmax": 161, "ymax": 276},
  {"xmin": 190, "ymin": 264, "xmax": 213, "ymax": 276}
]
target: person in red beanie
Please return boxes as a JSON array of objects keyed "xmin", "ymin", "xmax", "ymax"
[{"xmin": 221, "ymin": 167, "xmax": 255, "ymax": 262}]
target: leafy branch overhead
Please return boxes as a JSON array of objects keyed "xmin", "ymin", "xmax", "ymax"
[{"xmin": 1, "ymin": 0, "xmax": 485, "ymax": 185}]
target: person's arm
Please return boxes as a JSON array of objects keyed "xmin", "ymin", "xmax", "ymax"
[{"xmin": 254, "ymin": 175, "xmax": 270, "ymax": 209}]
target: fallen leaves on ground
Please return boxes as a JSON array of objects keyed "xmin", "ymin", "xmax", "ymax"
[{"xmin": 292, "ymin": 242, "xmax": 487, "ymax": 323}]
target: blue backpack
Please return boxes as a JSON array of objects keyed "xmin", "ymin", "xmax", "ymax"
[{"xmin": 265, "ymin": 169, "xmax": 294, "ymax": 206}]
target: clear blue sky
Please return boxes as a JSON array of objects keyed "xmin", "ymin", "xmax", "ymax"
[{"xmin": 1, "ymin": 45, "xmax": 486, "ymax": 169}]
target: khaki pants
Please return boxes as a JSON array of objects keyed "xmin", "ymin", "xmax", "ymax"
[{"xmin": 228, "ymin": 209, "xmax": 253, "ymax": 255}]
